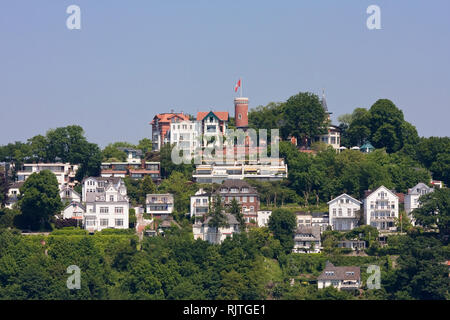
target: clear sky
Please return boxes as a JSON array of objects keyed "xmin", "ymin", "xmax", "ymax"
[{"xmin": 1, "ymin": 0, "xmax": 449, "ymax": 147}]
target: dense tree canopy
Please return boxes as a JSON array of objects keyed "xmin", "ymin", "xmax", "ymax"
[{"xmin": 17, "ymin": 170, "xmax": 62, "ymax": 231}]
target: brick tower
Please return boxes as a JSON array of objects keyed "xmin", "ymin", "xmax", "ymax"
[{"xmin": 234, "ymin": 97, "xmax": 248, "ymax": 129}]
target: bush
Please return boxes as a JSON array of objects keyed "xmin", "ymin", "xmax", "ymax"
[{"xmin": 54, "ymin": 218, "xmax": 79, "ymax": 229}]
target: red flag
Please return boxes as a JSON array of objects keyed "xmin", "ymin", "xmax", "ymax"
[{"xmin": 234, "ymin": 79, "xmax": 241, "ymax": 92}]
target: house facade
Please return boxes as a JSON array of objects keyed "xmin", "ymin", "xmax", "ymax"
[
  {"xmin": 190, "ymin": 188, "xmax": 211, "ymax": 222},
  {"xmin": 328, "ymin": 194, "xmax": 362, "ymax": 231},
  {"xmin": 60, "ymin": 187, "xmax": 81, "ymax": 204},
  {"xmin": 317, "ymin": 262, "xmax": 361, "ymax": 291},
  {"xmin": 82, "ymin": 177, "xmax": 129, "ymax": 232},
  {"xmin": 150, "ymin": 112, "xmax": 190, "ymax": 151},
  {"xmin": 192, "ymin": 213, "xmax": 240, "ymax": 244},
  {"xmin": 145, "ymin": 193, "xmax": 174, "ymax": 220},
  {"xmin": 169, "ymin": 120, "xmax": 202, "ymax": 157},
  {"xmin": 61, "ymin": 202, "xmax": 85, "ymax": 220},
  {"xmin": 16, "ymin": 163, "xmax": 79, "ymax": 190},
  {"xmin": 404, "ymin": 182, "xmax": 434, "ymax": 225},
  {"xmin": 6, "ymin": 181, "xmax": 23, "ymax": 209},
  {"xmin": 101, "ymin": 161, "xmax": 161, "ymax": 182},
  {"xmin": 364, "ymin": 186, "xmax": 399, "ymax": 231},
  {"xmin": 196, "ymin": 111, "xmax": 229, "ymax": 147},
  {"xmin": 217, "ymin": 179, "xmax": 260, "ymax": 225},
  {"xmin": 293, "ymin": 225, "xmax": 322, "ymax": 253},
  {"xmin": 193, "ymin": 160, "xmax": 288, "ymax": 184}
]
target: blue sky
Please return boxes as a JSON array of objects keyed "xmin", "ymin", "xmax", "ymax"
[{"xmin": 1, "ymin": 0, "xmax": 449, "ymax": 147}]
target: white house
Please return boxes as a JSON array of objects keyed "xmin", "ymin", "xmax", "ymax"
[
  {"xmin": 169, "ymin": 120, "xmax": 202, "ymax": 157},
  {"xmin": 405, "ymin": 182, "xmax": 434, "ymax": 225},
  {"xmin": 61, "ymin": 202, "xmax": 85, "ymax": 220},
  {"xmin": 317, "ymin": 262, "xmax": 361, "ymax": 291},
  {"xmin": 257, "ymin": 211, "xmax": 271, "ymax": 227},
  {"xmin": 16, "ymin": 163, "xmax": 79, "ymax": 190},
  {"xmin": 328, "ymin": 194, "xmax": 362, "ymax": 231},
  {"xmin": 192, "ymin": 213, "xmax": 240, "ymax": 244},
  {"xmin": 60, "ymin": 187, "xmax": 81, "ymax": 204},
  {"xmin": 146, "ymin": 193, "xmax": 174, "ymax": 220},
  {"xmin": 293, "ymin": 225, "xmax": 321, "ymax": 253},
  {"xmin": 82, "ymin": 177, "xmax": 129, "ymax": 232},
  {"xmin": 364, "ymin": 186, "xmax": 399, "ymax": 231},
  {"xmin": 6, "ymin": 181, "xmax": 23, "ymax": 209},
  {"xmin": 190, "ymin": 188, "xmax": 211, "ymax": 222}
]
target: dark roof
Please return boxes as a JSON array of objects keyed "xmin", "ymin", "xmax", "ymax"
[
  {"xmin": 317, "ymin": 262, "xmax": 360, "ymax": 281},
  {"xmin": 204, "ymin": 213, "xmax": 239, "ymax": 226},
  {"xmin": 8, "ymin": 181, "xmax": 24, "ymax": 189},
  {"xmin": 215, "ymin": 179, "xmax": 258, "ymax": 195},
  {"xmin": 294, "ymin": 225, "xmax": 321, "ymax": 240}
]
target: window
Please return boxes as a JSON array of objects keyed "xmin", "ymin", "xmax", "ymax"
[
  {"xmin": 115, "ymin": 219, "xmax": 123, "ymax": 227},
  {"xmin": 249, "ymin": 196, "xmax": 254, "ymax": 202},
  {"xmin": 100, "ymin": 207, "xmax": 109, "ymax": 214},
  {"xmin": 332, "ymin": 208, "xmax": 336, "ymax": 216},
  {"xmin": 86, "ymin": 220, "xmax": 96, "ymax": 226},
  {"xmin": 115, "ymin": 207, "xmax": 123, "ymax": 214},
  {"xmin": 338, "ymin": 209, "xmax": 342, "ymax": 217},
  {"xmin": 238, "ymin": 114, "xmax": 242, "ymax": 119},
  {"xmin": 347, "ymin": 208, "xmax": 352, "ymax": 216},
  {"xmin": 242, "ymin": 196, "xmax": 247, "ymax": 202},
  {"xmin": 250, "ymin": 206, "xmax": 254, "ymax": 212},
  {"xmin": 100, "ymin": 219, "xmax": 108, "ymax": 226},
  {"xmin": 110, "ymin": 195, "xmax": 114, "ymax": 202}
]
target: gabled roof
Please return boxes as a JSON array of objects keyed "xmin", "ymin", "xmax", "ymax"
[
  {"xmin": 365, "ymin": 186, "xmax": 399, "ymax": 200},
  {"xmin": 294, "ymin": 225, "xmax": 321, "ymax": 240},
  {"xmin": 408, "ymin": 182, "xmax": 434, "ymax": 195},
  {"xmin": 197, "ymin": 111, "xmax": 229, "ymax": 122},
  {"xmin": 317, "ymin": 262, "xmax": 360, "ymax": 281},
  {"xmin": 63, "ymin": 202, "xmax": 85, "ymax": 211},
  {"xmin": 327, "ymin": 193, "xmax": 362, "ymax": 205},
  {"xmin": 60, "ymin": 187, "xmax": 81, "ymax": 198},
  {"xmin": 150, "ymin": 113, "xmax": 190, "ymax": 124}
]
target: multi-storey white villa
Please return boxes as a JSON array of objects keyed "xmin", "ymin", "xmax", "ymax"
[
  {"xmin": 192, "ymin": 213, "xmax": 240, "ymax": 244},
  {"xmin": 404, "ymin": 182, "xmax": 434, "ymax": 225},
  {"xmin": 16, "ymin": 163, "xmax": 79, "ymax": 190},
  {"xmin": 169, "ymin": 120, "xmax": 202, "ymax": 157},
  {"xmin": 82, "ymin": 177, "xmax": 129, "ymax": 232},
  {"xmin": 190, "ymin": 188, "xmax": 210, "ymax": 222},
  {"xmin": 363, "ymin": 186, "xmax": 399, "ymax": 231},
  {"xmin": 328, "ymin": 194, "xmax": 362, "ymax": 231},
  {"xmin": 146, "ymin": 193, "xmax": 174, "ymax": 220}
]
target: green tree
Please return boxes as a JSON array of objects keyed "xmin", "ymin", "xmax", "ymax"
[
  {"xmin": 281, "ymin": 92, "xmax": 327, "ymax": 144},
  {"xmin": 268, "ymin": 209, "xmax": 297, "ymax": 253},
  {"xmin": 102, "ymin": 144, "xmax": 127, "ymax": 162},
  {"xmin": 229, "ymin": 198, "xmax": 245, "ymax": 230},
  {"xmin": 18, "ymin": 170, "xmax": 62, "ymax": 230},
  {"xmin": 413, "ymin": 188, "xmax": 450, "ymax": 237}
]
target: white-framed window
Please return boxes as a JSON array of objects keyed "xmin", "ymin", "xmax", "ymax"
[
  {"xmin": 110, "ymin": 195, "xmax": 114, "ymax": 202},
  {"xmin": 115, "ymin": 219, "xmax": 123, "ymax": 226},
  {"xmin": 115, "ymin": 207, "xmax": 123, "ymax": 214},
  {"xmin": 249, "ymin": 196, "xmax": 254, "ymax": 203},
  {"xmin": 100, "ymin": 207, "xmax": 109, "ymax": 214},
  {"xmin": 100, "ymin": 219, "xmax": 108, "ymax": 226}
]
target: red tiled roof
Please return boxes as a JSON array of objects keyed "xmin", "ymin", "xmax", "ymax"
[
  {"xmin": 197, "ymin": 111, "xmax": 229, "ymax": 121},
  {"xmin": 150, "ymin": 113, "xmax": 189, "ymax": 124}
]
